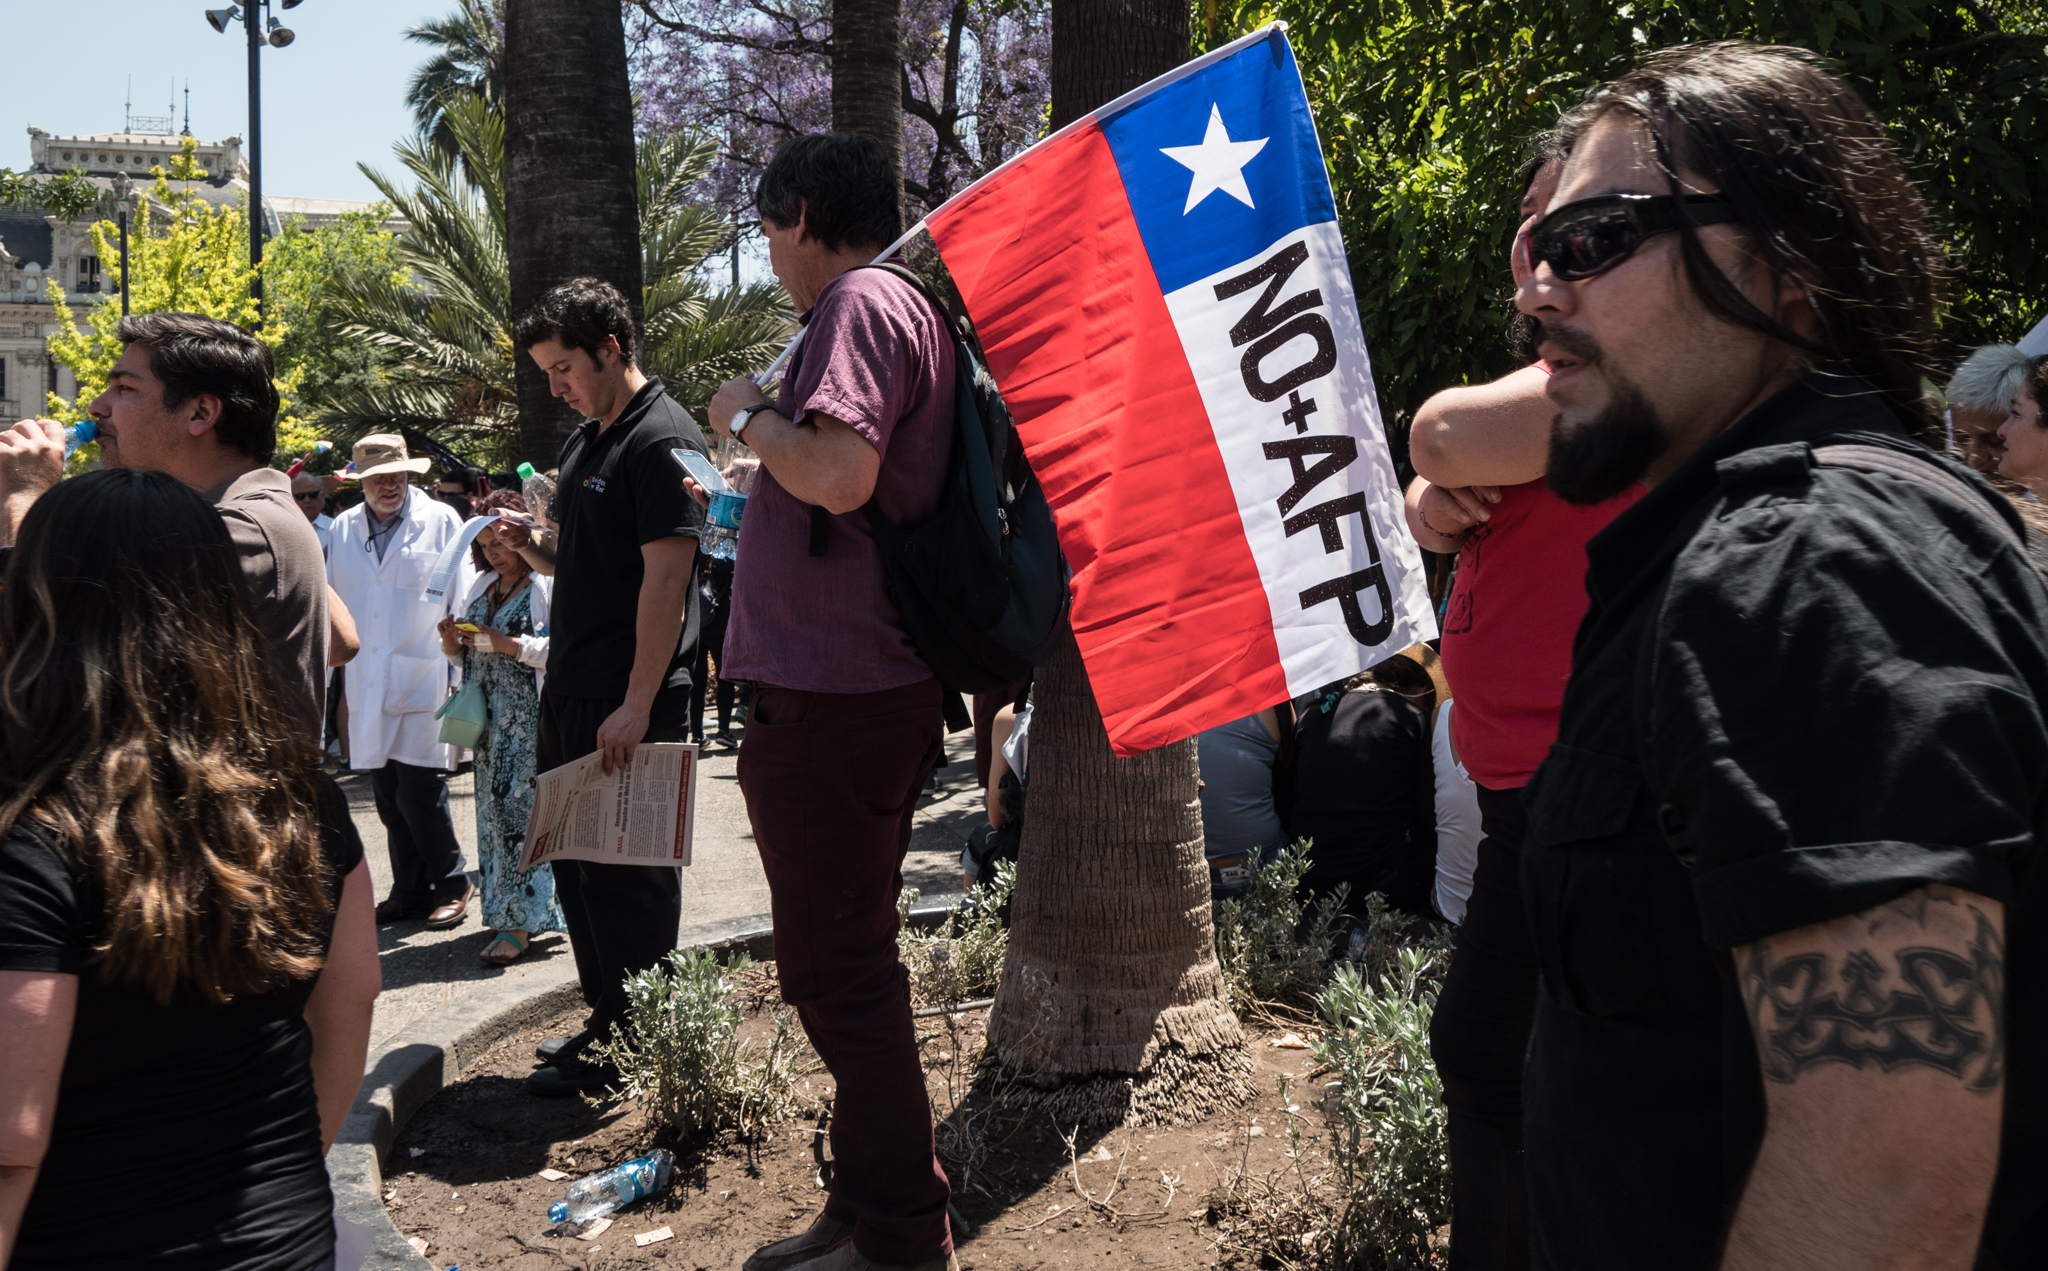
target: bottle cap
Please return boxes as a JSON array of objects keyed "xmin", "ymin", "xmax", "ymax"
[
  {"xmin": 517, "ymin": 462, "xmax": 537, "ymax": 480},
  {"xmin": 67, "ymin": 419, "xmax": 97, "ymax": 445},
  {"xmin": 548, "ymin": 1201, "xmax": 568, "ymax": 1224}
]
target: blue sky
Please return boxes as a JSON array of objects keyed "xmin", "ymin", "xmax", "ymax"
[{"xmin": 3, "ymin": 0, "xmax": 441, "ymax": 204}]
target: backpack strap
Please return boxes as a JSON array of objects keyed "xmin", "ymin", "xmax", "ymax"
[
  {"xmin": 802, "ymin": 262, "xmax": 960, "ymax": 559},
  {"xmin": 1811, "ymin": 443, "xmax": 2031, "ymax": 562}
]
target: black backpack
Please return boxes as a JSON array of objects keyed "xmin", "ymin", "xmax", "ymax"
[{"xmin": 803, "ymin": 263, "xmax": 1070, "ymax": 721}]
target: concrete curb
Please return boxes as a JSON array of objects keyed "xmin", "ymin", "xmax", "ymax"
[{"xmin": 330, "ymin": 897, "xmax": 969, "ymax": 1269}]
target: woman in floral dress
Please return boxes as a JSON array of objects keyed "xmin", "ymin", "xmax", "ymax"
[{"xmin": 437, "ymin": 491, "xmax": 564, "ymax": 965}]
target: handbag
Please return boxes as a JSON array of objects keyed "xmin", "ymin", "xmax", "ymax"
[{"xmin": 433, "ymin": 677, "xmax": 488, "ymax": 748}]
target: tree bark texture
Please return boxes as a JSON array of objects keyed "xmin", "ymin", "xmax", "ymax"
[
  {"xmin": 1048, "ymin": 0, "xmax": 1190, "ymax": 130},
  {"xmin": 987, "ymin": 626, "xmax": 1247, "ymax": 1118},
  {"xmin": 832, "ymin": 0, "xmax": 905, "ymax": 217},
  {"xmin": 504, "ymin": 0, "xmax": 643, "ymax": 466}
]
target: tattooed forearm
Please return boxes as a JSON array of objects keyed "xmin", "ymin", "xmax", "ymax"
[{"xmin": 1740, "ymin": 901, "xmax": 2005, "ymax": 1093}]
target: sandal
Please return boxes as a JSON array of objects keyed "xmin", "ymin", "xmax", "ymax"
[{"xmin": 478, "ymin": 930, "xmax": 530, "ymax": 966}]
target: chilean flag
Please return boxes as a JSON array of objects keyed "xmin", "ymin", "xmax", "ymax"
[{"xmin": 923, "ymin": 25, "xmax": 1435, "ymax": 755}]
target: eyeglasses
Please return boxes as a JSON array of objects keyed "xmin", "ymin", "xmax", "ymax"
[
  {"xmin": 293, "ymin": 491, "xmax": 323, "ymax": 502},
  {"xmin": 1523, "ymin": 193, "xmax": 1738, "ymax": 281}
]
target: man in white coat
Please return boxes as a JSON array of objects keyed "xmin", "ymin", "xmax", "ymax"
[{"xmin": 329, "ymin": 434, "xmax": 472, "ymax": 928}]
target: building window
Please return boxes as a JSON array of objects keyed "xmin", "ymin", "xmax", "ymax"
[
  {"xmin": 79, "ymin": 258, "xmax": 101, "ymax": 294},
  {"xmin": 62, "ymin": 151, "xmax": 73, "ymax": 162},
  {"xmin": 0, "ymin": 357, "xmax": 7, "ymax": 402}
]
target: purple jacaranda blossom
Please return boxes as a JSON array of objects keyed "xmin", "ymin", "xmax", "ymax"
[{"xmin": 624, "ymin": 0, "xmax": 1049, "ymax": 224}]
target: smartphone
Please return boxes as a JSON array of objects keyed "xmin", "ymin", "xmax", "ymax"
[{"xmin": 672, "ymin": 448, "xmax": 729, "ymax": 495}]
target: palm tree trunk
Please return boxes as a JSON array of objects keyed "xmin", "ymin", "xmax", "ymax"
[
  {"xmin": 986, "ymin": 0, "xmax": 1242, "ymax": 1127},
  {"xmin": 503, "ymin": 0, "xmax": 643, "ymax": 467},
  {"xmin": 1049, "ymin": 0, "xmax": 1190, "ymax": 130},
  {"xmin": 832, "ymin": 0, "xmax": 905, "ymax": 214},
  {"xmin": 987, "ymin": 626, "xmax": 1250, "ymax": 1124}
]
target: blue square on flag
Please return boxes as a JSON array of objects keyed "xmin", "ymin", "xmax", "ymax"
[{"xmin": 1099, "ymin": 32, "xmax": 1338, "ymax": 296}]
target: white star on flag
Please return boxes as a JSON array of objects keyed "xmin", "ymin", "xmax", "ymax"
[{"xmin": 1160, "ymin": 104, "xmax": 1270, "ymax": 214}]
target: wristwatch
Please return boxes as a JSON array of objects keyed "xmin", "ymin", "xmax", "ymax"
[{"xmin": 730, "ymin": 403, "xmax": 776, "ymax": 438}]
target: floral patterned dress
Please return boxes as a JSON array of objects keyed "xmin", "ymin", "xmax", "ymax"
[{"xmin": 464, "ymin": 579, "xmax": 564, "ymax": 934}]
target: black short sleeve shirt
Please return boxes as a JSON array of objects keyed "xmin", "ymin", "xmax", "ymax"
[
  {"xmin": 0, "ymin": 774, "xmax": 364, "ymax": 1271},
  {"xmin": 1520, "ymin": 374, "xmax": 2048, "ymax": 1268},
  {"xmin": 546, "ymin": 377, "xmax": 708, "ymax": 700}
]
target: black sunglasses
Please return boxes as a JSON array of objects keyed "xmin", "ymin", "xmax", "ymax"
[{"xmin": 1523, "ymin": 193, "xmax": 1738, "ymax": 281}]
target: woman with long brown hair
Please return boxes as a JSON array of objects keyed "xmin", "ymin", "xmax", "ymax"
[{"xmin": 0, "ymin": 470, "xmax": 379, "ymax": 1271}]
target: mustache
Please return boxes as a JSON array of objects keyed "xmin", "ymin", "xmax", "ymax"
[{"xmin": 1536, "ymin": 321, "xmax": 1603, "ymax": 365}]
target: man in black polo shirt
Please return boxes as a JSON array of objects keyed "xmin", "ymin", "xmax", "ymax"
[
  {"xmin": 1515, "ymin": 44, "xmax": 2047, "ymax": 1268},
  {"xmin": 504, "ymin": 277, "xmax": 706, "ymax": 1096}
]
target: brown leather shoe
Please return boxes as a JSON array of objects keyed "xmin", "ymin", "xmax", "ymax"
[
  {"xmin": 743, "ymin": 1212, "xmax": 854, "ymax": 1271},
  {"xmin": 423, "ymin": 883, "xmax": 472, "ymax": 930}
]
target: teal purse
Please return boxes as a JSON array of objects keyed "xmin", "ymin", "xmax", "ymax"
[{"xmin": 434, "ymin": 677, "xmax": 488, "ymax": 748}]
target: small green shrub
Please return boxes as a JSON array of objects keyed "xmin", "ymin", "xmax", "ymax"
[
  {"xmin": 903, "ymin": 861, "xmax": 1014, "ymax": 1008},
  {"xmin": 590, "ymin": 948, "xmax": 807, "ymax": 1139},
  {"xmin": 1213, "ymin": 838, "xmax": 1348, "ymax": 1015},
  {"xmin": 1313, "ymin": 908, "xmax": 1457, "ymax": 1270}
]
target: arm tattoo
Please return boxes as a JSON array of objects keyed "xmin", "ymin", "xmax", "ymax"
[{"xmin": 1740, "ymin": 908, "xmax": 2005, "ymax": 1093}]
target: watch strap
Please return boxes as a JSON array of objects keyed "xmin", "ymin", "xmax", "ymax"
[{"xmin": 731, "ymin": 403, "xmax": 775, "ymax": 436}]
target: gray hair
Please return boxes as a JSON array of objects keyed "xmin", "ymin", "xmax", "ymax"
[{"xmin": 1946, "ymin": 344, "xmax": 2033, "ymax": 413}]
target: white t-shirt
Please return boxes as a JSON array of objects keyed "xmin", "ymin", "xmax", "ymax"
[
  {"xmin": 312, "ymin": 512, "xmax": 333, "ymax": 555},
  {"xmin": 1431, "ymin": 700, "xmax": 1485, "ymax": 924}
]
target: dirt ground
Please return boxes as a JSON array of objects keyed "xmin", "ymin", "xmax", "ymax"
[{"xmin": 383, "ymin": 969, "xmax": 1339, "ymax": 1270}]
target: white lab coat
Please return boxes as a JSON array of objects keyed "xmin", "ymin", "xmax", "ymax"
[
  {"xmin": 328, "ymin": 487, "xmax": 465, "ymax": 770},
  {"xmin": 444, "ymin": 569, "xmax": 554, "ymax": 697}
]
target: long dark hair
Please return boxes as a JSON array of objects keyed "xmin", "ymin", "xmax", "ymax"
[
  {"xmin": 1565, "ymin": 42, "xmax": 1944, "ymax": 432},
  {"xmin": 0, "ymin": 470, "xmax": 329, "ymax": 1005}
]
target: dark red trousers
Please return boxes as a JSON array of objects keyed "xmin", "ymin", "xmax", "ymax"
[{"xmin": 738, "ymin": 677, "xmax": 952, "ymax": 1265}]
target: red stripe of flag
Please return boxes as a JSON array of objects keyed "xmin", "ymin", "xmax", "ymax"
[{"xmin": 929, "ymin": 125, "xmax": 1290, "ymax": 755}]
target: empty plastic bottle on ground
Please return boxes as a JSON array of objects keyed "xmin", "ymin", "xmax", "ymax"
[{"xmin": 546, "ymin": 1150, "xmax": 674, "ymax": 1224}]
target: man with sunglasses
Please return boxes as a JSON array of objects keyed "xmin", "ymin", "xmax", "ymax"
[
  {"xmin": 291, "ymin": 471, "xmax": 334, "ymax": 553},
  {"xmin": 1513, "ymin": 44, "xmax": 2048, "ymax": 1270},
  {"xmin": 1403, "ymin": 148, "xmax": 1642, "ymax": 1271}
]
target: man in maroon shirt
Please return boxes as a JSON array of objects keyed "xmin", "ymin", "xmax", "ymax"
[{"xmin": 705, "ymin": 133, "xmax": 958, "ymax": 1271}]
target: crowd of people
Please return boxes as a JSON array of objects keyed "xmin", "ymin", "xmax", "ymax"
[{"xmin": 0, "ymin": 34, "xmax": 2045, "ymax": 1271}]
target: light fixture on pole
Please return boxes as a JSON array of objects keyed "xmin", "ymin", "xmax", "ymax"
[
  {"xmin": 202, "ymin": 0, "xmax": 307, "ymax": 315},
  {"xmin": 111, "ymin": 172, "xmax": 135, "ymax": 317}
]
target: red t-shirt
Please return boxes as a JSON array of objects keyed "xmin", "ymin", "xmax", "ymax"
[{"xmin": 1440, "ymin": 477, "xmax": 1639, "ymax": 789}]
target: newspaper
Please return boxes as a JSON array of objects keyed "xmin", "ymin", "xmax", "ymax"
[{"xmin": 519, "ymin": 742, "xmax": 698, "ymax": 870}]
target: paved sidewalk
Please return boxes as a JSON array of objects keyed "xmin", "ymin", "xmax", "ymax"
[{"xmin": 348, "ymin": 729, "xmax": 989, "ymax": 1051}]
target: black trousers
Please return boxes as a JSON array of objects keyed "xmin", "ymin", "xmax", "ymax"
[
  {"xmin": 1428, "ymin": 783, "xmax": 1537, "ymax": 1271},
  {"xmin": 367, "ymin": 760, "xmax": 467, "ymax": 907},
  {"xmin": 688, "ymin": 625, "xmax": 735, "ymax": 739},
  {"xmin": 538, "ymin": 687, "xmax": 689, "ymax": 1045}
]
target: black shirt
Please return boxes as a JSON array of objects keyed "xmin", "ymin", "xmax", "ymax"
[
  {"xmin": 1521, "ymin": 373, "xmax": 2048, "ymax": 1268},
  {"xmin": 1291, "ymin": 683, "xmax": 1438, "ymax": 917},
  {"xmin": 0, "ymin": 777, "xmax": 362, "ymax": 1271},
  {"xmin": 546, "ymin": 377, "xmax": 709, "ymax": 700}
]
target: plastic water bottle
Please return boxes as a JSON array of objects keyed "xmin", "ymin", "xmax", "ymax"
[
  {"xmin": 699, "ymin": 459, "xmax": 757, "ymax": 562},
  {"xmin": 62, "ymin": 419, "xmax": 96, "ymax": 459},
  {"xmin": 546, "ymin": 1150, "xmax": 674, "ymax": 1224},
  {"xmin": 517, "ymin": 461, "xmax": 557, "ymax": 527}
]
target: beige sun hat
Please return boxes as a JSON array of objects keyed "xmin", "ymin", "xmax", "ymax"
[{"xmin": 343, "ymin": 433, "xmax": 431, "ymax": 479}]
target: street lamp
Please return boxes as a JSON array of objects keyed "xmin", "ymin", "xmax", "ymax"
[
  {"xmin": 111, "ymin": 172, "xmax": 135, "ymax": 317},
  {"xmin": 202, "ymin": 0, "xmax": 308, "ymax": 314}
]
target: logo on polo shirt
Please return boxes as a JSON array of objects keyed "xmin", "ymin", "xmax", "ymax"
[{"xmin": 582, "ymin": 475, "xmax": 607, "ymax": 494}]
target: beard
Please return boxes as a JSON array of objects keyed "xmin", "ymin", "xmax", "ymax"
[{"xmin": 1540, "ymin": 323, "xmax": 1669, "ymax": 506}]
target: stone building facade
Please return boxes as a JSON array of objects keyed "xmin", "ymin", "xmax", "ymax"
[{"xmin": 1, "ymin": 122, "xmax": 392, "ymax": 421}]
